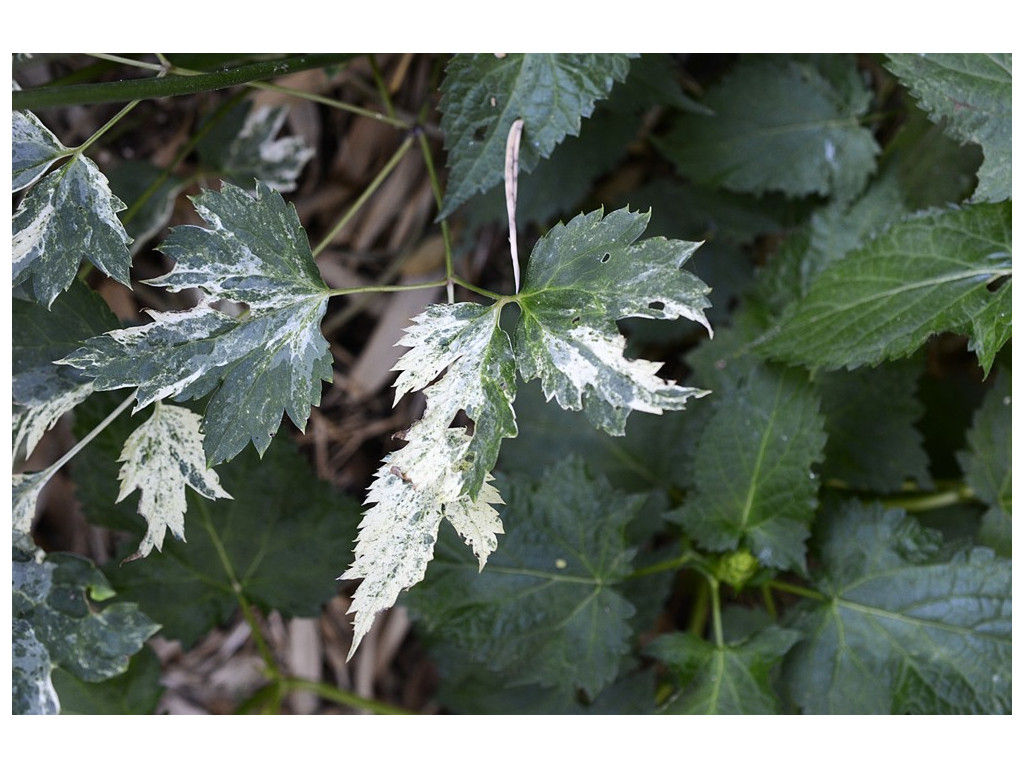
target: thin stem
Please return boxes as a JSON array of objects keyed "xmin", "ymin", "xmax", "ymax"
[
  {"xmin": 280, "ymin": 677, "xmax": 416, "ymax": 715},
  {"xmin": 122, "ymin": 89, "xmax": 249, "ymax": 226},
  {"xmin": 768, "ymin": 579, "xmax": 827, "ymax": 602},
  {"xmin": 74, "ymin": 99, "xmax": 141, "ymax": 155},
  {"xmin": 687, "ymin": 578, "xmax": 710, "ymax": 638},
  {"xmin": 415, "ymin": 128, "xmax": 455, "ymax": 303},
  {"xmin": 628, "ymin": 550, "xmax": 700, "ymax": 580},
  {"xmin": 325, "ymin": 279, "xmax": 450, "ymax": 299},
  {"xmin": 368, "ymin": 54, "xmax": 398, "ymax": 121},
  {"xmin": 312, "ymin": 134, "xmax": 415, "ymax": 258},
  {"xmin": 884, "ymin": 484, "xmax": 976, "ymax": 512},
  {"xmin": 450, "ymin": 276, "xmax": 507, "ymax": 302},
  {"xmin": 14, "ymin": 53, "xmax": 358, "ymax": 110},
  {"xmin": 196, "ymin": 500, "xmax": 279, "ymax": 677},
  {"xmin": 709, "ymin": 577, "xmax": 725, "ymax": 648},
  {"xmin": 34, "ymin": 391, "xmax": 136, "ymax": 481},
  {"xmin": 247, "ymin": 81, "xmax": 410, "ymax": 129}
]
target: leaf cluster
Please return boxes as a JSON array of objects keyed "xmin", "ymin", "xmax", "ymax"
[{"xmin": 10, "ymin": 52, "xmax": 1011, "ymax": 715}]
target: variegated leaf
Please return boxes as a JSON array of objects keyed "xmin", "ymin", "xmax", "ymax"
[
  {"xmin": 12, "ymin": 110, "xmax": 72, "ymax": 192},
  {"xmin": 59, "ymin": 181, "xmax": 333, "ymax": 465},
  {"xmin": 515, "ymin": 207, "xmax": 711, "ymax": 433},
  {"xmin": 116, "ymin": 402, "xmax": 232, "ymax": 560},
  {"xmin": 12, "ymin": 152, "xmax": 132, "ymax": 308}
]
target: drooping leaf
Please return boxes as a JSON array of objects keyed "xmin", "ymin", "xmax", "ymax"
[
  {"xmin": 341, "ymin": 303, "xmax": 514, "ymax": 654},
  {"xmin": 115, "ymin": 401, "xmax": 232, "ymax": 560},
  {"xmin": 756, "ymin": 202, "xmax": 1012, "ymax": 376},
  {"xmin": 438, "ymin": 53, "xmax": 634, "ymax": 218},
  {"xmin": 12, "ymin": 145, "xmax": 133, "ymax": 308},
  {"xmin": 958, "ymin": 369, "xmax": 1011, "ymax": 555},
  {"xmin": 515, "ymin": 207, "xmax": 711, "ymax": 434},
  {"xmin": 655, "ymin": 55, "xmax": 879, "ymax": 200},
  {"xmin": 12, "ymin": 109, "xmax": 72, "ymax": 192},
  {"xmin": 59, "ymin": 181, "xmax": 333, "ymax": 465},
  {"xmin": 819, "ymin": 361, "xmax": 931, "ymax": 493},
  {"xmin": 647, "ymin": 625, "xmax": 801, "ymax": 714},
  {"xmin": 96, "ymin": 437, "xmax": 360, "ymax": 648},
  {"xmin": 12, "ymin": 534, "xmax": 160, "ymax": 715},
  {"xmin": 13, "ymin": 279, "xmax": 119, "ymax": 463},
  {"xmin": 783, "ymin": 500, "xmax": 1012, "ymax": 714},
  {"xmin": 885, "ymin": 53, "xmax": 1011, "ymax": 203},
  {"xmin": 12, "ymin": 470, "xmax": 52, "ymax": 534},
  {"xmin": 197, "ymin": 101, "xmax": 315, "ymax": 192},
  {"xmin": 405, "ymin": 457, "xmax": 641, "ymax": 699},
  {"xmin": 671, "ymin": 362, "xmax": 826, "ymax": 573}
]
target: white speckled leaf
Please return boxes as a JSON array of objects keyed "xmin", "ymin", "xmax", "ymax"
[
  {"xmin": 12, "ymin": 153, "xmax": 132, "ymax": 308},
  {"xmin": 13, "ymin": 383, "xmax": 94, "ymax": 464},
  {"xmin": 116, "ymin": 402, "xmax": 232, "ymax": 560},
  {"xmin": 515, "ymin": 207, "xmax": 712, "ymax": 433},
  {"xmin": 342, "ymin": 303, "xmax": 513, "ymax": 656},
  {"xmin": 59, "ymin": 181, "xmax": 333, "ymax": 465},
  {"xmin": 12, "ymin": 110, "xmax": 72, "ymax": 192}
]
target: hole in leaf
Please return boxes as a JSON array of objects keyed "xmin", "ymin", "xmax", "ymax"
[
  {"xmin": 648, "ymin": 301, "xmax": 665, "ymax": 312},
  {"xmin": 472, "ymin": 126, "xmax": 487, "ymax": 142},
  {"xmin": 571, "ymin": 316, "xmax": 582, "ymax": 325},
  {"xmin": 600, "ymin": 253, "xmax": 611, "ymax": 263},
  {"xmin": 450, "ymin": 409, "xmax": 475, "ymax": 435}
]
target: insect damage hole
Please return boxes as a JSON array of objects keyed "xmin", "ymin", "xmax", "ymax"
[{"xmin": 600, "ymin": 253, "xmax": 611, "ymax": 263}]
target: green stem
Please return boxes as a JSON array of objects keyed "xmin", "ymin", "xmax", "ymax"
[
  {"xmin": 74, "ymin": 99, "xmax": 141, "ymax": 155},
  {"xmin": 709, "ymin": 577, "xmax": 725, "ymax": 648},
  {"xmin": 687, "ymin": 578, "xmax": 710, "ymax": 638},
  {"xmin": 324, "ymin": 279, "xmax": 450, "ymax": 298},
  {"xmin": 196, "ymin": 500, "xmax": 279, "ymax": 677},
  {"xmin": 628, "ymin": 550, "xmax": 700, "ymax": 580},
  {"xmin": 368, "ymin": 54, "xmax": 398, "ymax": 121},
  {"xmin": 280, "ymin": 677, "xmax": 416, "ymax": 715},
  {"xmin": 312, "ymin": 133, "xmax": 415, "ymax": 258},
  {"xmin": 22, "ymin": 391, "xmax": 136, "ymax": 485},
  {"xmin": 122, "ymin": 90, "xmax": 249, "ymax": 226},
  {"xmin": 768, "ymin": 579, "xmax": 827, "ymax": 602},
  {"xmin": 14, "ymin": 53, "xmax": 357, "ymax": 110},
  {"xmin": 415, "ymin": 128, "xmax": 456, "ymax": 303},
  {"xmin": 884, "ymin": 484, "xmax": 976, "ymax": 512}
]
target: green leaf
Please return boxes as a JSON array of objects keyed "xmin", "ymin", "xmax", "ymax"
[
  {"xmin": 99, "ymin": 437, "xmax": 360, "ymax": 648},
  {"xmin": 115, "ymin": 401, "xmax": 233, "ymax": 560},
  {"xmin": 12, "ymin": 280, "xmax": 119, "ymax": 462},
  {"xmin": 819, "ymin": 361, "xmax": 931, "ymax": 493},
  {"xmin": 671, "ymin": 363, "xmax": 826, "ymax": 572},
  {"xmin": 12, "ymin": 109, "xmax": 72, "ymax": 192},
  {"xmin": 52, "ymin": 645, "xmax": 163, "ymax": 715},
  {"xmin": 59, "ymin": 181, "xmax": 333, "ymax": 465},
  {"xmin": 648, "ymin": 626, "xmax": 801, "ymax": 714},
  {"xmin": 655, "ymin": 56, "xmax": 879, "ymax": 200},
  {"xmin": 12, "ymin": 148, "xmax": 133, "ymax": 308},
  {"xmin": 755, "ymin": 202, "xmax": 1012, "ymax": 376},
  {"xmin": 515, "ymin": 207, "xmax": 711, "ymax": 434},
  {"xmin": 342, "ymin": 302, "xmax": 514, "ymax": 654},
  {"xmin": 197, "ymin": 101, "xmax": 315, "ymax": 192},
  {"xmin": 885, "ymin": 54, "xmax": 1011, "ymax": 203},
  {"xmin": 958, "ymin": 369, "xmax": 1011, "ymax": 555},
  {"xmin": 438, "ymin": 53, "xmax": 634, "ymax": 217},
  {"xmin": 405, "ymin": 457, "xmax": 641, "ymax": 699},
  {"xmin": 12, "ymin": 535, "xmax": 160, "ymax": 714},
  {"xmin": 783, "ymin": 500, "xmax": 1011, "ymax": 714}
]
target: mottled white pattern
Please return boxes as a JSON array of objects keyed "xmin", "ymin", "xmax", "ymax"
[{"xmin": 116, "ymin": 403, "xmax": 232, "ymax": 559}]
